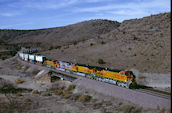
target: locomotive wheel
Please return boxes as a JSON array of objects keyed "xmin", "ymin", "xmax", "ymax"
[
  {"xmin": 129, "ymin": 83, "xmax": 135, "ymax": 89},
  {"xmin": 116, "ymin": 81, "xmax": 120, "ymax": 86}
]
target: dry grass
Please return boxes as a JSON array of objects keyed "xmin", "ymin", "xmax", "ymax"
[
  {"xmin": 0, "ymin": 79, "xmax": 22, "ymax": 94},
  {"xmin": 66, "ymin": 84, "xmax": 75, "ymax": 92},
  {"xmin": 120, "ymin": 104, "xmax": 135, "ymax": 113},
  {"xmin": 32, "ymin": 70, "xmax": 40, "ymax": 75},
  {"xmin": 23, "ymin": 97, "xmax": 32, "ymax": 102},
  {"xmin": 70, "ymin": 93, "xmax": 81, "ymax": 101},
  {"xmin": 78, "ymin": 94, "xmax": 92, "ymax": 102},
  {"xmin": 15, "ymin": 79, "xmax": 25, "ymax": 84},
  {"xmin": 0, "ymin": 95, "xmax": 32, "ymax": 113},
  {"xmin": 31, "ymin": 89, "xmax": 39, "ymax": 94},
  {"xmin": 16, "ymin": 92, "xmax": 22, "ymax": 96},
  {"xmin": 41, "ymin": 92, "xmax": 52, "ymax": 96},
  {"xmin": 53, "ymin": 89, "xmax": 63, "ymax": 95},
  {"xmin": 93, "ymin": 102, "xmax": 103, "ymax": 109}
]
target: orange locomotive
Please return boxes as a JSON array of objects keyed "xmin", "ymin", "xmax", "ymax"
[{"xmin": 71, "ymin": 64, "xmax": 136, "ymax": 88}]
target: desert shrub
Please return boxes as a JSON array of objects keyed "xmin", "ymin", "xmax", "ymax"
[
  {"xmin": 15, "ymin": 79, "xmax": 25, "ymax": 84},
  {"xmin": 63, "ymin": 93, "xmax": 72, "ymax": 99},
  {"xmin": 63, "ymin": 91, "xmax": 72, "ymax": 96},
  {"xmin": 98, "ymin": 59, "xmax": 105, "ymax": 64},
  {"xmin": 90, "ymin": 43, "xmax": 94, "ymax": 46},
  {"xmin": 121, "ymin": 104, "xmax": 134, "ymax": 113},
  {"xmin": 0, "ymin": 95, "xmax": 32, "ymax": 113},
  {"xmin": 16, "ymin": 92, "xmax": 22, "ymax": 96},
  {"xmin": 78, "ymin": 94, "xmax": 92, "ymax": 102},
  {"xmin": 49, "ymin": 46, "xmax": 54, "ymax": 50},
  {"xmin": 31, "ymin": 89, "xmax": 39, "ymax": 94},
  {"xmin": 70, "ymin": 94, "xmax": 81, "ymax": 101},
  {"xmin": 23, "ymin": 97, "xmax": 31, "ymax": 102},
  {"xmin": 66, "ymin": 85, "xmax": 75, "ymax": 92},
  {"xmin": 133, "ymin": 36, "xmax": 138, "ymax": 40},
  {"xmin": 133, "ymin": 64, "xmax": 136, "ymax": 66},
  {"xmin": 23, "ymin": 66, "xmax": 29, "ymax": 71},
  {"xmin": 73, "ymin": 41, "xmax": 77, "ymax": 45},
  {"xmin": 41, "ymin": 92, "xmax": 52, "ymax": 96},
  {"xmin": 51, "ymin": 76, "xmax": 60, "ymax": 82},
  {"xmin": 32, "ymin": 70, "xmax": 40, "ymax": 75},
  {"xmin": 55, "ymin": 45, "xmax": 61, "ymax": 49},
  {"xmin": 0, "ymin": 80, "xmax": 20, "ymax": 93},
  {"xmin": 93, "ymin": 102, "xmax": 103, "ymax": 109},
  {"xmin": 128, "ymin": 48, "xmax": 132, "ymax": 50},
  {"xmin": 53, "ymin": 89, "xmax": 63, "ymax": 95},
  {"xmin": 101, "ymin": 41, "xmax": 105, "ymax": 44},
  {"xmin": 151, "ymin": 53, "xmax": 155, "ymax": 56}
]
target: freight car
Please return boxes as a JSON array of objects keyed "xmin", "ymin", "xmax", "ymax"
[{"xmin": 18, "ymin": 52, "xmax": 136, "ymax": 88}]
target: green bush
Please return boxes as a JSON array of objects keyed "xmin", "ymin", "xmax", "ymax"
[
  {"xmin": 133, "ymin": 36, "xmax": 138, "ymax": 40},
  {"xmin": 55, "ymin": 45, "xmax": 61, "ymax": 49},
  {"xmin": 98, "ymin": 59, "xmax": 105, "ymax": 64},
  {"xmin": 49, "ymin": 46, "xmax": 54, "ymax": 50},
  {"xmin": 101, "ymin": 41, "xmax": 105, "ymax": 44},
  {"xmin": 90, "ymin": 43, "xmax": 94, "ymax": 46},
  {"xmin": 73, "ymin": 41, "xmax": 77, "ymax": 45}
]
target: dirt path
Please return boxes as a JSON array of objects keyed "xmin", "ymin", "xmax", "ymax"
[{"xmin": 73, "ymin": 77, "xmax": 171, "ymax": 109}]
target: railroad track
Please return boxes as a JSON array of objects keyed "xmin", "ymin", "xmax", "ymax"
[
  {"xmin": 134, "ymin": 88, "xmax": 171, "ymax": 100},
  {"xmin": 18, "ymin": 57, "xmax": 171, "ymax": 100}
]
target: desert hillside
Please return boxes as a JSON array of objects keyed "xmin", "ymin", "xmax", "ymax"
[
  {"xmin": 0, "ymin": 12, "xmax": 170, "ymax": 74},
  {"xmin": 41, "ymin": 13, "xmax": 171, "ymax": 74},
  {"xmin": 0, "ymin": 20, "xmax": 120, "ymax": 50}
]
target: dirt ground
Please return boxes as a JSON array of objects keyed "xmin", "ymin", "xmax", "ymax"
[{"xmin": 0, "ymin": 57, "xmax": 171, "ymax": 113}]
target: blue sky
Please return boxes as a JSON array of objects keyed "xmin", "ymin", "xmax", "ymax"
[{"xmin": 0, "ymin": 0, "xmax": 170, "ymax": 30}]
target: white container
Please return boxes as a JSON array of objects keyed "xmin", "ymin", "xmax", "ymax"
[
  {"xmin": 29, "ymin": 54, "xmax": 35, "ymax": 60},
  {"xmin": 35, "ymin": 55, "xmax": 45, "ymax": 62},
  {"xmin": 18, "ymin": 52, "xmax": 24, "ymax": 59},
  {"xmin": 23, "ymin": 53, "xmax": 29, "ymax": 61}
]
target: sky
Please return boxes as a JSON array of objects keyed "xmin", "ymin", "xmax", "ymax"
[{"xmin": 0, "ymin": 0, "xmax": 170, "ymax": 30}]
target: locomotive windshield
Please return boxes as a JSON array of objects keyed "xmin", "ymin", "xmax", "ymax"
[{"xmin": 126, "ymin": 71, "xmax": 134, "ymax": 76}]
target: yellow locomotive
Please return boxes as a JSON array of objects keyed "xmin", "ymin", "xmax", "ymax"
[{"xmin": 71, "ymin": 64, "xmax": 136, "ymax": 88}]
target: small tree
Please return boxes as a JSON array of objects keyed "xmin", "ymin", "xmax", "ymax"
[
  {"xmin": 98, "ymin": 59, "xmax": 105, "ymax": 64},
  {"xmin": 101, "ymin": 41, "xmax": 105, "ymax": 44}
]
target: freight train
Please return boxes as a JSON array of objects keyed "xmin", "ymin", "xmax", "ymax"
[{"xmin": 18, "ymin": 52, "xmax": 136, "ymax": 89}]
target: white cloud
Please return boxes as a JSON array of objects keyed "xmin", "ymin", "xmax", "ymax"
[
  {"xmin": 75, "ymin": 0, "xmax": 170, "ymax": 13},
  {"xmin": 9, "ymin": 0, "xmax": 79, "ymax": 10},
  {"xmin": 83, "ymin": 0, "xmax": 113, "ymax": 3},
  {"xmin": 0, "ymin": 12, "xmax": 21, "ymax": 17},
  {"xmin": 73, "ymin": 0, "xmax": 170, "ymax": 22}
]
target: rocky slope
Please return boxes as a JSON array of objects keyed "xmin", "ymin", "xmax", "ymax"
[{"xmin": 41, "ymin": 13, "xmax": 171, "ymax": 74}]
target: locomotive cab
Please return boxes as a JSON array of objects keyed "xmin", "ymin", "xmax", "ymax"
[{"xmin": 125, "ymin": 71, "xmax": 136, "ymax": 88}]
